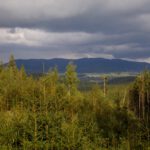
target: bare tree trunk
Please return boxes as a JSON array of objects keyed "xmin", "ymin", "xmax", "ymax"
[
  {"xmin": 123, "ymin": 90, "xmax": 127, "ymax": 106},
  {"xmin": 139, "ymin": 93, "xmax": 141, "ymax": 119},
  {"xmin": 147, "ymin": 90, "xmax": 150, "ymax": 145},
  {"xmin": 43, "ymin": 83, "xmax": 49, "ymax": 150},
  {"xmin": 33, "ymin": 105, "xmax": 37, "ymax": 150},
  {"xmin": 103, "ymin": 76, "xmax": 108, "ymax": 97},
  {"xmin": 23, "ymin": 131, "xmax": 25, "ymax": 150},
  {"xmin": 45, "ymin": 111, "xmax": 49, "ymax": 150},
  {"xmin": 141, "ymin": 75, "xmax": 145, "ymax": 119}
]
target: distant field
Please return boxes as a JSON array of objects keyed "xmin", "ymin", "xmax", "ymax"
[{"xmin": 78, "ymin": 72, "xmax": 136, "ymax": 91}]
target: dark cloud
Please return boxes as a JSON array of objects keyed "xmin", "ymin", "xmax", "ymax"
[{"xmin": 0, "ymin": 0, "xmax": 150, "ymax": 62}]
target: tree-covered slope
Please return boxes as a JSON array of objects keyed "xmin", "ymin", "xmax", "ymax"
[
  {"xmin": 0, "ymin": 56, "xmax": 150, "ymax": 149},
  {"xmin": 14, "ymin": 58, "xmax": 150, "ymax": 73}
]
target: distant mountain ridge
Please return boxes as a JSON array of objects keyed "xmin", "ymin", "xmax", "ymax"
[{"xmin": 14, "ymin": 58, "xmax": 150, "ymax": 73}]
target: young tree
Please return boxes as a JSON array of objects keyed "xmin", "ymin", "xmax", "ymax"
[
  {"xmin": 8, "ymin": 55, "xmax": 16, "ymax": 69},
  {"xmin": 8, "ymin": 54, "xmax": 18, "ymax": 77},
  {"xmin": 65, "ymin": 62, "xmax": 79, "ymax": 98},
  {"xmin": 19, "ymin": 65, "xmax": 27, "ymax": 80}
]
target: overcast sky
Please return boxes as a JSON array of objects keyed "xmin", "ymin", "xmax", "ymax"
[{"xmin": 0, "ymin": 0, "xmax": 150, "ymax": 62}]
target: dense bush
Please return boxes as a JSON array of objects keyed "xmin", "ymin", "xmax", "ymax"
[{"xmin": 0, "ymin": 56, "xmax": 149, "ymax": 149}]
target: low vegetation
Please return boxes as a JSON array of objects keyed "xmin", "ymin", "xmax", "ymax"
[{"xmin": 0, "ymin": 55, "xmax": 150, "ymax": 149}]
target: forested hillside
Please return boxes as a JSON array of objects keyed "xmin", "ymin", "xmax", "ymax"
[
  {"xmin": 15, "ymin": 58, "xmax": 150, "ymax": 74},
  {"xmin": 0, "ymin": 55, "xmax": 150, "ymax": 149}
]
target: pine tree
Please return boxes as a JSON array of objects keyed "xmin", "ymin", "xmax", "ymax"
[
  {"xmin": 65, "ymin": 63, "xmax": 79, "ymax": 98},
  {"xmin": 19, "ymin": 65, "xmax": 27, "ymax": 80},
  {"xmin": 8, "ymin": 54, "xmax": 18, "ymax": 76},
  {"xmin": 8, "ymin": 55, "xmax": 16, "ymax": 69}
]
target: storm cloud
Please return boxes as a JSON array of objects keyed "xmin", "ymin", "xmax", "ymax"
[{"xmin": 0, "ymin": 0, "xmax": 150, "ymax": 62}]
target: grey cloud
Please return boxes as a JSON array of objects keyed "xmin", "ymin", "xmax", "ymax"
[
  {"xmin": 0, "ymin": 0, "xmax": 150, "ymax": 32},
  {"xmin": 0, "ymin": 0, "xmax": 150, "ymax": 62}
]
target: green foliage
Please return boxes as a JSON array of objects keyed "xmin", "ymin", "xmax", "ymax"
[
  {"xmin": 129, "ymin": 71, "xmax": 150, "ymax": 149},
  {"xmin": 0, "ymin": 56, "xmax": 149, "ymax": 149},
  {"xmin": 65, "ymin": 63, "xmax": 79, "ymax": 95}
]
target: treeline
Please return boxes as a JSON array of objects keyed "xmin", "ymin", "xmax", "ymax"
[{"xmin": 0, "ymin": 55, "xmax": 150, "ymax": 149}]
